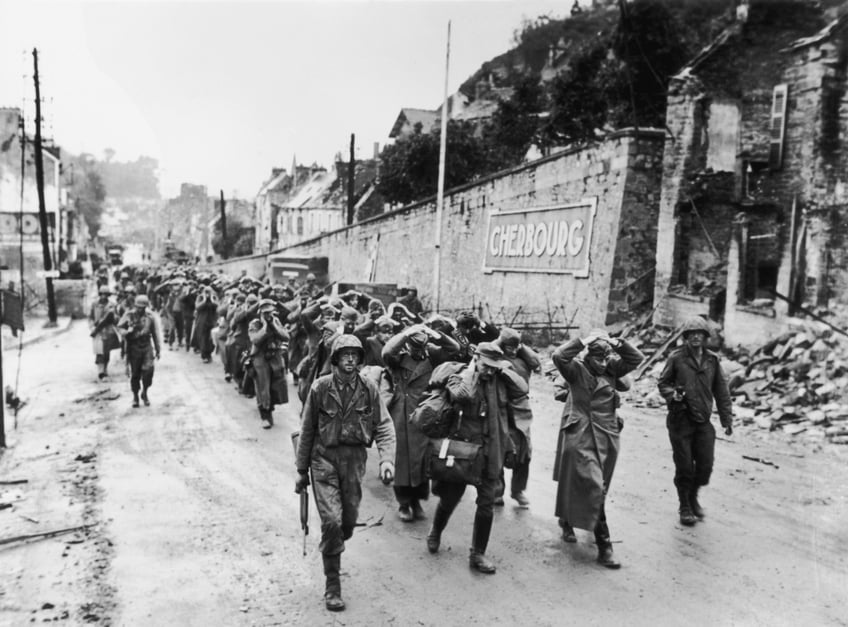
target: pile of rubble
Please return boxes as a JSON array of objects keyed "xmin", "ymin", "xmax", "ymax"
[{"xmin": 625, "ymin": 314, "xmax": 848, "ymax": 445}]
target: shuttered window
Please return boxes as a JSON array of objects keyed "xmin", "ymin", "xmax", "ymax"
[{"xmin": 769, "ymin": 84, "xmax": 788, "ymax": 170}]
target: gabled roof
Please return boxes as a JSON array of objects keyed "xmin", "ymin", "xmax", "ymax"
[
  {"xmin": 388, "ymin": 108, "xmax": 439, "ymax": 138},
  {"xmin": 256, "ymin": 169, "xmax": 289, "ymax": 197}
]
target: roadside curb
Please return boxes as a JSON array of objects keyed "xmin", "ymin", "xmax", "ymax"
[{"xmin": 2, "ymin": 317, "xmax": 75, "ymax": 352}]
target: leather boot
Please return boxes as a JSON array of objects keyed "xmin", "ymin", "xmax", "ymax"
[
  {"xmin": 132, "ymin": 392, "xmax": 140, "ymax": 408},
  {"xmin": 322, "ymin": 554, "xmax": 345, "ymax": 612},
  {"xmin": 427, "ymin": 503, "xmax": 451, "ymax": 553},
  {"xmin": 469, "ymin": 511, "xmax": 496, "ymax": 574},
  {"xmin": 596, "ymin": 538, "xmax": 621, "ymax": 569},
  {"xmin": 141, "ymin": 388, "xmax": 150, "ymax": 406},
  {"xmin": 559, "ymin": 519, "xmax": 577, "ymax": 543},
  {"xmin": 689, "ymin": 487, "xmax": 705, "ymax": 519},
  {"xmin": 678, "ymin": 488, "xmax": 697, "ymax": 526}
]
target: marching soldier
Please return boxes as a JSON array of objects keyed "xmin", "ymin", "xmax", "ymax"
[
  {"xmin": 295, "ymin": 335, "xmax": 396, "ymax": 612},
  {"xmin": 117, "ymin": 294, "xmax": 161, "ymax": 408}
]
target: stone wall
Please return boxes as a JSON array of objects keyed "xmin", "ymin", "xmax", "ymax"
[{"xmin": 276, "ymin": 129, "xmax": 665, "ymax": 334}]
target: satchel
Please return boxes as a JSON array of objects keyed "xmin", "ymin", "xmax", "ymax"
[
  {"xmin": 410, "ymin": 387, "xmax": 455, "ymax": 439},
  {"xmin": 427, "ymin": 411, "xmax": 484, "ymax": 486}
]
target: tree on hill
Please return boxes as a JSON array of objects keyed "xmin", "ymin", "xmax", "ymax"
[
  {"xmin": 67, "ymin": 154, "xmax": 107, "ymax": 238},
  {"xmin": 377, "ymin": 120, "xmax": 491, "ymax": 205},
  {"xmin": 482, "ymin": 76, "xmax": 546, "ymax": 169}
]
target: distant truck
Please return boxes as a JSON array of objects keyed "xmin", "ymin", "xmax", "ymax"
[
  {"xmin": 266, "ymin": 254, "xmax": 328, "ymax": 285},
  {"xmin": 106, "ymin": 246, "xmax": 124, "ymax": 266}
]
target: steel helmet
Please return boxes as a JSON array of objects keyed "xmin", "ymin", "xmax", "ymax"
[
  {"xmin": 98, "ymin": 286, "xmax": 111, "ymax": 296},
  {"xmin": 680, "ymin": 316, "xmax": 711, "ymax": 337},
  {"xmin": 330, "ymin": 334, "xmax": 364, "ymax": 365},
  {"xmin": 133, "ymin": 294, "xmax": 150, "ymax": 308}
]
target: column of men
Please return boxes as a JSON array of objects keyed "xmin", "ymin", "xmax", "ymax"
[{"xmin": 89, "ymin": 267, "xmax": 733, "ymax": 613}]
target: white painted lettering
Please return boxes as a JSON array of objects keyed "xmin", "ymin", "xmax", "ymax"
[
  {"xmin": 507, "ymin": 224, "xmax": 518, "ymax": 256},
  {"xmin": 568, "ymin": 220, "xmax": 585, "ymax": 256},
  {"xmin": 515, "ymin": 224, "xmax": 526, "ymax": 257},
  {"xmin": 546, "ymin": 221, "xmax": 558, "ymax": 256},
  {"xmin": 557, "ymin": 220, "xmax": 569, "ymax": 256},
  {"xmin": 524, "ymin": 223, "xmax": 535, "ymax": 256},
  {"xmin": 533, "ymin": 222, "xmax": 547, "ymax": 256},
  {"xmin": 490, "ymin": 226, "xmax": 501, "ymax": 257}
]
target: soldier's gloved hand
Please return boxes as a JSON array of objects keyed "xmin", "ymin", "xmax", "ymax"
[
  {"xmin": 295, "ymin": 471, "xmax": 310, "ymax": 494},
  {"xmin": 724, "ymin": 424, "xmax": 733, "ymax": 436},
  {"xmin": 379, "ymin": 462, "xmax": 394, "ymax": 485}
]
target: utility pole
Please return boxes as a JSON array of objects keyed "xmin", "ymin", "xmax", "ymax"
[
  {"xmin": 219, "ymin": 189, "xmax": 228, "ymax": 259},
  {"xmin": 347, "ymin": 133, "xmax": 355, "ymax": 226},
  {"xmin": 32, "ymin": 49, "xmax": 57, "ymax": 325},
  {"xmin": 433, "ymin": 21, "xmax": 451, "ymax": 313}
]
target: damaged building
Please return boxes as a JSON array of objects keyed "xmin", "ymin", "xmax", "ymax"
[{"xmin": 653, "ymin": 1, "xmax": 848, "ymax": 346}]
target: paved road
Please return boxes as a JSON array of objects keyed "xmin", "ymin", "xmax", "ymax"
[{"xmin": 1, "ymin": 323, "xmax": 846, "ymax": 626}]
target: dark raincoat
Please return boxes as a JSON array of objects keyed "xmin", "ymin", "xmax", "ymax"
[{"xmin": 552, "ymin": 338, "xmax": 643, "ymax": 530}]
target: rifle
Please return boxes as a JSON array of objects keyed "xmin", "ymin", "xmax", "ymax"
[{"xmin": 291, "ymin": 432, "xmax": 308, "ymax": 556}]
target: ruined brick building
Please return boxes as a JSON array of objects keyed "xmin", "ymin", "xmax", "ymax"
[{"xmin": 653, "ymin": 1, "xmax": 848, "ymax": 345}]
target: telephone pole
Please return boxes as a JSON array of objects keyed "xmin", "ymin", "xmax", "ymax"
[
  {"xmin": 347, "ymin": 133, "xmax": 355, "ymax": 226},
  {"xmin": 32, "ymin": 48, "xmax": 57, "ymax": 325},
  {"xmin": 219, "ymin": 189, "xmax": 228, "ymax": 259}
]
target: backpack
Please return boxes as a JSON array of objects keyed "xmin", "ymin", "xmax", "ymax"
[{"xmin": 409, "ymin": 361, "xmax": 466, "ymax": 439}]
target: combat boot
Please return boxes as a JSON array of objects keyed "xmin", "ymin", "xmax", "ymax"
[
  {"xmin": 678, "ymin": 488, "xmax": 697, "ymax": 526},
  {"xmin": 596, "ymin": 540, "xmax": 621, "ymax": 569},
  {"xmin": 322, "ymin": 554, "xmax": 345, "ymax": 612},
  {"xmin": 427, "ymin": 504, "xmax": 451, "ymax": 553},
  {"xmin": 689, "ymin": 487, "xmax": 705, "ymax": 519},
  {"xmin": 141, "ymin": 388, "xmax": 150, "ymax": 407},
  {"xmin": 469, "ymin": 511, "xmax": 496, "ymax": 574},
  {"xmin": 132, "ymin": 392, "xmax": 140, "ymax": 408}
]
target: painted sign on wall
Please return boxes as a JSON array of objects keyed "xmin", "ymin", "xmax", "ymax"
[
  {"xmin": 483, "ymin": 198, "xmax": 597, "ymax": 276},
  {"xmin": 0, "ymin": 212, "xmax": 56, "ymax": 242}
]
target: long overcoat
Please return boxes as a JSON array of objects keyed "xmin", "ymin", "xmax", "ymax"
[
  {"xmin": 382, "ymin": 340, "xmax": 439, "ymax": 488},
  {"xmin": 551, "ymin": 338, "xmax": 643, "ymax": 530}
]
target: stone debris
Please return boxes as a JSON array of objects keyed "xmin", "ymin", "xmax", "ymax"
[{"xmin": 625, "ymin": 307, "xmax": 848, "ymax": 445}]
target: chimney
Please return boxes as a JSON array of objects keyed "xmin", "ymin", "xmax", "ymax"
[
  {"xmin": 373, "ymin": 142, "xmax": 380, "ymax": 159},
  {"xmin": 735, "ymin": 0, "xmax": 749, "ymax": 22}
]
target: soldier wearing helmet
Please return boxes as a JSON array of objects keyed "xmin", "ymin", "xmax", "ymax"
[
  {"xmin": 116, "ymin": 294, "xmax": 161, "ymax": 408},
  {"xmin": 658, "ymin": 316, "xmax": 734, "ymax": 527},
  {"xmin": 89, "ymin": 285, "xmax": 120, "ymax": 379},
  {"xmin": 295, "ymin": 334, "xmax": 396, "ymax": 612}
]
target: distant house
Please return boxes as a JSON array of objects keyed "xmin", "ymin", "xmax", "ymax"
[
  {"xmin": 254, "ymin": 168, "xmax": 292, "ymax": 253},
  {"xmin": 388, "ymin": 108, "xmax": 440, "ymax": 139},
  {"xmin": 272, "ymin": 158, "xmax": 384, "ymax": 250},
  {"xmin": 652, "ymin": 1, "xmax": 848, "ymax": 346}
]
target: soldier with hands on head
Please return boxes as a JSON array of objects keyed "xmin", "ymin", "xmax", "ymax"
[
  {"xmin": 426, "ymin": 342, "xmax": 528, "ymax": 574},
  {"xmin": 551, "ymin": 328, "xmax": 643, "ymax": 569}
]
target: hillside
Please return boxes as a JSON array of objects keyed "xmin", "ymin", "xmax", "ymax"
[{"xmin": 459, "ymin": 0, "xmax": 736, "ymax": 99}]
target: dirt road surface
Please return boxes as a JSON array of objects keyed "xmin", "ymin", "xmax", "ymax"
[{"xmin": 1, "ymin": 323, "xmax": 846, "ymax": 626}]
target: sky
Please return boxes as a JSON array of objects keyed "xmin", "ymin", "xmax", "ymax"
[{"xmin": 0, "ymin": 0, "xmax": 575, "ymax": 199}]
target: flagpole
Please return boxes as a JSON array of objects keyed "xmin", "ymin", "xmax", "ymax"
[{"xmin": 432, "ymin": 20, "xmax": 450, "ymax": 314}]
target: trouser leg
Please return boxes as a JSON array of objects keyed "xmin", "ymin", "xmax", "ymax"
[
  {"xmin": 667, "ymin": 417, "xmax": 696, "ymax": 494},
  {"xmin": 510, "ymin": 459, "xmax": 530, "ymax": 495},
  {"xmin": 692, "ymin": 421, "xmax": 716, "ymax": 488},
  {"xmin": 312, "ymin": 447, "xmax": 366, "ymax": 556},
  {"xmin": 593, "ymin": 502, "xmax": 610, "ymax": 547}
]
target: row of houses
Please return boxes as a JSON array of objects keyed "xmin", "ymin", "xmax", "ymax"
[{"xmin": 0, "ymin": 107, "xmax": 87, "ymax": 294}]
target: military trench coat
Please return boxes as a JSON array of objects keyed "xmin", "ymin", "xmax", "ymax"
[{"xmin": 551, "ymin": 338, "xmax": 643, "ymax": 530}]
